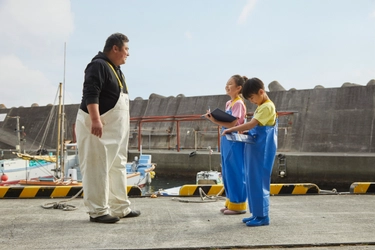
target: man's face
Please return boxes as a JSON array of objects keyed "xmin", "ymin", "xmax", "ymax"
[{"xmin": 113, "ymin": 42, "xmax": 129, "ymax": 66}]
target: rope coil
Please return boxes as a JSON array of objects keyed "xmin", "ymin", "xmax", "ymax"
[{"xmin": 41, "ymin": 187, "xmax": 83, "ymax": 211}]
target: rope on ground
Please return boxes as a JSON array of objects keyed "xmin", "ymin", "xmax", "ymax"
[
  {"xmin": 319, "ymin": 188, "xmax": 351, "ymax": 195},
  {"xmin": 172, "ymin": 186, "xmax": 226, "ymax": 203},
  {"xmin": 41, "ymin": 187, "xmax": 83, "ymax": 211},
  {"xmin": 319, "ymin": 188, "xmax": 338, "ymax": 194}
]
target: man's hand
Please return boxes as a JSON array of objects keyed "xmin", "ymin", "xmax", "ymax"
[
  {"xmin": 87, "ymin": 103, "xmax": 102, "ymax": 138},
  {"xmin": 91, "ymin": 119, "xmax": 103, "ymax": 138}
]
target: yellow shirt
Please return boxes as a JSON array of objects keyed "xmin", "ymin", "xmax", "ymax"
[{"xmin": 253, "ymin": 100, "xmax": 276, "ymax": 126}]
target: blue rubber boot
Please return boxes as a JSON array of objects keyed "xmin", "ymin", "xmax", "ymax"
[
  {"xmin": 242, "ymin": 216, "xmax": 255, "ymax": 223},
  {"xmin": 245, "ymin": 216, "xmax": 270, "ymax": 227}
]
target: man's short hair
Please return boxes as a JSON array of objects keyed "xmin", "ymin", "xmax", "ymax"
[{"xmin": 103, "ymin": 33, "xmax": 129, "ymax": 53}]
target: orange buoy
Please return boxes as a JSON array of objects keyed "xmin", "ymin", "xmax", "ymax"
[{"xmin": 1, "ymin": 174, "xmax": 8, "ymax": 182}]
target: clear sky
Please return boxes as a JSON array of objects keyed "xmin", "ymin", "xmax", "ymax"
[{"xmin": 0, "ymin": 0, "xmax": 374, "ymax": 108}]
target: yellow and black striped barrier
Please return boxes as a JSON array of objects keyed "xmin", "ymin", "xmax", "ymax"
[
  {"xmin": 0, "ymin": 185, "xmax": 142, "ymax": 198},
  {"xmin": 179, "ymin": 184, "xmax": 225, "ymax": 196},
  {"xmin": 350, "ymin": 182, "xmax": 375, "ymax": 194},
  {"xmin": 177, "ymin": 183, "xmax": 320, "ymax": 196},
  {"xmin": 270, "ymin": 183, "xmax": 320, "ymax": 195}
]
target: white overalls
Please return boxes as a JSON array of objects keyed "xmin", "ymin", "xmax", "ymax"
[{"xmin": 75, "ymin": 92, "xmax": 131, "ymax": 218}]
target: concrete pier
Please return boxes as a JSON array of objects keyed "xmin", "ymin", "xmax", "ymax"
[{"xmin": 1, "ymin": 194, "xmax": 375, "ymax": 249}]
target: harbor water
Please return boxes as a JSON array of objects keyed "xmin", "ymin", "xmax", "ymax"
[{"xmin": 141, "ymin": 175, "xmax": 192, "ymax": 195}]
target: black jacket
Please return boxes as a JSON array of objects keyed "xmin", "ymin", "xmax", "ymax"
[{"xmin": 79, "ymin": 52, "xmax": 128, "ymax": 115}]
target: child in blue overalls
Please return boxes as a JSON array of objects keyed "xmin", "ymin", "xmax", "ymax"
[
  {"xmin": 222, "ymin": 77, "xmax": 277, "ymax": 226},
  {"xmin": 204, "ymin": 75, "xmax": 247, "ymax": 215}
]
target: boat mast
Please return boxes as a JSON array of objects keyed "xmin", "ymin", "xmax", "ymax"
[
  {"xmin": 55, "ymin": 43, "xmax": 67, "ymax": 179},
  {"xmin": 60, "ymin": 42, "xmax": 67, "ymax": 179},
  {"xmin": 55, "ymin": 83, "xmax": 63, "ymax": 178}
]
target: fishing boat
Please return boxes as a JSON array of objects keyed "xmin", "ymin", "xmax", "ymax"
[
  {"xmin": 0, "ymin": 83, "xmax": 156, "ymax": 188},
  {"xmin": 196, "ymin": 170, "xmax": 222, "ymax": 185},
  {"xmin": 1, "ymin": 142, "xmax": 156, "ymax": 188},
  {"xmin": 0, "ymin": 151, "xmax": 156, "ymax": 188},
  {"xmin": 0, "ymin": 156, "xmax": 64, "ymax": 186},
  {"xmin": 125, "ymin": 154, "xmax": 156, "ymax": 188}
]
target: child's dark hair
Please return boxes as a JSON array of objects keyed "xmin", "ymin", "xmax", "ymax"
[
  {"xmin": 231, "ymin": 75, "xmax": 248, "ymax": 93},
  {"xmin": 242, "ymin": 77, "xmax": 265, "ymax": 99}
]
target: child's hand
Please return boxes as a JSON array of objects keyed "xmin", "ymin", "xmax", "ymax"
[
  {"xmin": 202, "ymin": 107, "xmax": 211, "ymax": 118},
  {"xmin": 202, "ymin": 112, "xmax": 213, "ymax": 120},
  {"xmin": 222, "ymin": 129, "xmax": 231, "ymax": 135}
]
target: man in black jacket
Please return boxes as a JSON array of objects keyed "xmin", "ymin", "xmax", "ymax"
[{"xmin": 76, "ymin": 33, "xmax": 140, "ymax": 223}]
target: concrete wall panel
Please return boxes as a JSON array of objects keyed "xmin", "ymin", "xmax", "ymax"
[{"xmin": 1, "ymin": 85, "xmax": 375, "ymax": 154}]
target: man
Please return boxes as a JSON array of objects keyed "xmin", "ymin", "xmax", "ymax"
[{"xmin": 75, "ymin": 33, "xmax": 140, "ymax": 223}]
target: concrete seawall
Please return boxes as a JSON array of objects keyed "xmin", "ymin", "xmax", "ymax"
[
  {"xmin": 129, "ymin": 150, "xmax": 375, "ymax": 190},
  {"xmin": 126, "ymin": 84, "xmax": 375, "ymax": 153},
  {"xmin": 1, "ymin": 84, "xmax": 375, "ymax": 188}
]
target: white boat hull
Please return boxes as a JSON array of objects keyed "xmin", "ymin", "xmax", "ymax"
[
  {"xmin": 157, "ymin": 170, "xmax": 222, "ymax": 196},
  {"xmin": 1, "ymin": 154, "xmax": 156, "ymax": 188},
  {"xmin": 0, "ymin": 154, "xmax": 78, "ymax": 186}
]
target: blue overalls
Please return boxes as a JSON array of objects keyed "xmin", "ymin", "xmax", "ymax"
[
  {"xmin": 244, "ymin": 120, "xmax": 278, "ymax": 217},
  {"xmin": 220, "ymin": 108, "xmax": 247, "ymax": 211}
]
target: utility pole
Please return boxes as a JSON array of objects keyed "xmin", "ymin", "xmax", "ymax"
[
  {"xmin": 15, "ymin": 116, "xmax": 21, "ymax": 153},
  {"xmin": 9, "ymin": 116, "xmax": 22, "ymax": 153}
]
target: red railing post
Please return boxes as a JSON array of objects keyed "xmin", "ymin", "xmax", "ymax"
[
  {"xmin": 217, "ymin": 126, "xmax": 221, "ymax": 152},
  {"xmin": 138, "ymin": 121, "xmax": 142, "ymax": 152},
  {"xmin": 176, "ymin": 121, "xmax": 180, "ymax": 152}
]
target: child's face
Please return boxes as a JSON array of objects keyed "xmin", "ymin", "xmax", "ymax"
[
  {"xmin": 248, "ymin": 90, "xmax": 264, "ymax": 105},
  {"xmin": 225, "ymin": 78, "xmax": 241, "ymax": 97}
]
